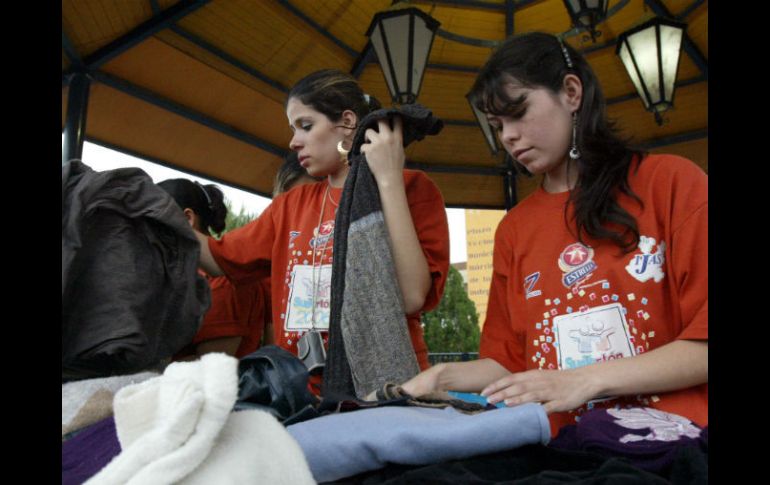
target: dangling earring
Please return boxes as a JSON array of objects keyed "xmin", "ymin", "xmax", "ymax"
[
  {"xmin": 337, "ymin": 140, "xmax": 350, "ymax": 165},
  {"xmin": 569, "ymin": 112, "xmax": 581, "ymax": 160}
]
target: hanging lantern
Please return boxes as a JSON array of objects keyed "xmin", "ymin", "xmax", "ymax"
[
  {"xmin": 365, "ymin": 5, "xmax": 440, "ymax": 105},
  {"xmin": 562, "ymin": 0, "xmax": 609, "ymax": 41},
  {"xmin": 616, "ymin": 17, "xmax": 687, "ymax": 125}
]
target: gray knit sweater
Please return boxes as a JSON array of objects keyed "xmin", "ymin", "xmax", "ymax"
[{"xmin": 322, "ymin": 104, "xmax": 443, "ymax": 399}]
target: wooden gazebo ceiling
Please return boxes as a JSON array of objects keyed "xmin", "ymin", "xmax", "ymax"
[{"xmin": 62, "ymin": 0, "xmax": 708, "ymax": 208}]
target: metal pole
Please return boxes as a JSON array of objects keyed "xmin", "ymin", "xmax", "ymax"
[
  {"xmin": 503, "ymin": 155, "xmax": 517, "ymax": 210},
  {"xmin": 62, "ymin": 72, "xmax": 91, "ymax": 165},
  {"xmin": 505, "ymin": 0, "xmax": 515, "ymax": 37}
]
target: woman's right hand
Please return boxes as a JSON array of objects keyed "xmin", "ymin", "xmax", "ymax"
[
  {"xmin": 401, "ymin": 364, "xmax": 444, "ymax": 397},
  {"xmin": 401, "ymin": 358, "xmax": 514, "ymax": 398}
]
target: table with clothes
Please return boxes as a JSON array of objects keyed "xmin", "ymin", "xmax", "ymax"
[
  {"xmin": 61, "ymin": 158, "xmax": 707, "ymax": 484},
  {"xmin": 62, "ymin": 348, "xmax": 707, "ymax": 485}
]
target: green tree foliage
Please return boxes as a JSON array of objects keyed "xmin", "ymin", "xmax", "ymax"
[
  {"xmin": 221, "ymin": 199, "xmax": 258, "ymax": 235},
  {"xmin": 421, "ymin": 265, "xmax": 480, "ymax": 353}
]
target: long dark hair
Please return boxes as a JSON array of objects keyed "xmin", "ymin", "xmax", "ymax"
[
  {"xmin": 273, "ymin": 152, "xmax": 322, "ymax": 196},
  {"xmin": 470, "ymin": 32, "xmax": 644, "ymax": 253},
  {"xmin": 157, "ymin": 178, "xmax": 227, "ymax": 235},
  {"xmin": 287, "ymin": 69, "xmax": 382, "ymax": 123}
]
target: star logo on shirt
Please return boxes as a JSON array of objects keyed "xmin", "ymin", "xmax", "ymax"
[
  {"xmin": 319, "ymin": 220, "xmax": 335, "ymax": 236},
  {"xmin": 560, "ymin": 243, "xmax": 593, "ymax": 268},
  {"xmin": 558, "ymin": 242, "xmax": 597, "ymax": 288},
  {"xmin": 565, "ymin": 245, "xmax": 588, "ymax": 265}
]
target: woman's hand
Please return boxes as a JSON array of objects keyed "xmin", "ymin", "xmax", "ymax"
[
  {"xmin": 401, "ymin": 364, "xmax": 444, "ymax": 397},
  {"xmin": 401, "ymin": 359, "xmax": 512, "ymax": 397},
  {"xmin": 481, "ymin": 368, "xmax": 598, "ymax": 414},
  {"xmin": 360, "ymin": 116, "xmax": 406, "ymax": 187}
]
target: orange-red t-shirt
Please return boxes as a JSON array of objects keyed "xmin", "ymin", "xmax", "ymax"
[
  {"xmin": 175, "ymin": 274, "xmax": 268, "ymax": 360},
  {"xmin": 209, "ymin": 169, "xmax": 449, "ymax": 391},
  {"xmin": 480, "ymin": 154, "xmax": 707, "ymax": 436}
]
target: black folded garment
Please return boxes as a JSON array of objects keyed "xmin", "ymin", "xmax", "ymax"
[
  {"xmin": 62, "ymin": 160, "xmax": 210, "ymax": 380},
  {"xmin": 235, "ymin": 345, "xmax": 320, "ymax": 425}
]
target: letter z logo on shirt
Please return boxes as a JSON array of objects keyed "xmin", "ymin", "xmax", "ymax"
[{"xmin": 524, "ymin": 272, "xmax": 542, "ymax": 299}]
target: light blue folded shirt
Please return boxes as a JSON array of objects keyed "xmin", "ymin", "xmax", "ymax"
[
  {"xmin": 447, "ymin": 391, "xmax": 507, "ymax": 408},
  {"xmin": 287, "ymin": 402, "xmax": 550, "ymax": 482}
]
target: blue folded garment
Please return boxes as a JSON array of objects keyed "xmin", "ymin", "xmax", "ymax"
[
  {"xmin": 447, "ymin": 391, "xmax": 506, "ymax": 408},
  {"xmin": 287, "ymin": 402, "xmax": 550, "ymax": 482}
]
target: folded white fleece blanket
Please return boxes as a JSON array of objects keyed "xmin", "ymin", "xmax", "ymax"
[
  {"xmin": 182, "ymin": 409, "xmax": 316, "ymax": 485},
  {"xmin": 86, "ymin": 353, "xmax": 314, "ymax": 485}
]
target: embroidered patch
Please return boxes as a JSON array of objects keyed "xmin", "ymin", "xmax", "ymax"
[
  {"xmin": 607, "ymin": 407, "xmax": 701, "ymax": 443},
  {"xmin": 288, "ymin": 231, "xmax": 301, "ymax": 248},
  {"xmin": 310, "ymin": 220, "xmax": 335, "ymax": 248},
  {"xmin": 524, "ymin": 272, "xmax": 542, "ymax": 299},
  {"xmin": 558, "ymin": 242, "xmax": 598, "ymax": 288},
  {"xmin": 625, "ymin": 236, "xmax": 666, "ymax": 283}
]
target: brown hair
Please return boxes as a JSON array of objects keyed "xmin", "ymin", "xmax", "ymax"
[{"xmin": 287, "ymin": 69, "xmax": 381, "ymax": 123}]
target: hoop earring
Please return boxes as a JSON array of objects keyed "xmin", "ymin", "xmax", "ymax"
[
  {"xmin": 337, "ymin": 140, "xmax": 350, "ymax": 165},
  {"xmin": 569, "ymin": 112, "xmax": 581, "ymax": 161}
]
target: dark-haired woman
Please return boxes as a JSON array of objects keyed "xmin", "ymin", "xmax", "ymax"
[
  {"xmin": 195, "ymin": 70, "xmax": 450, "ymax": 394},
  {"xmin": 158, "ymin": 179, "xmax": 269, "ymax": 359},
  {"xmin": 402, "ymin": 32, "xmax": 707, "ymax": 437}
]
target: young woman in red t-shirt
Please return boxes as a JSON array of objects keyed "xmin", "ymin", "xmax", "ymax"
[
  {"xmin": 402, "ymin": 32, "xmax": 707, "ymax": 435},
  {"xmin": 194, "ymin": 69, "xmax": 449, "ymax": 388}
]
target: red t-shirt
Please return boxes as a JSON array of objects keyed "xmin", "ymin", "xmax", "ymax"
[
  {"xmin": 209, "ymin": 170, "xmax": 450, "ymax": 391},
  {"xmin": 175, "ymin": 274, "xmax": 268, "ymax": 360},
  {"xmin": 480, "ymin": 154, "xmax": 708, "ymax": 436}
]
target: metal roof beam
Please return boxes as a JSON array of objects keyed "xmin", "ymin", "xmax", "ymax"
[
  {"xmin": 82, "ymin": 0, "xmax": 210, "ymax": 69},
  {"xmin": 436, "ymin": 29, "xmax": 500, "ymax": 48},
  {"xmin": 505, "ymin": 0, "xmax": 515, "ymax": 37},
  {"xmin": 355, "ymin": 59, "xmax": 481, "ymax": 77},
  {"xmin": 405, "ymin": 161, "xmax": 505, "ymax": 176},
  {"xmin": 605, "ymin": 74, "xmax": 706, "ymax": 105},
  {"xmin": 350, "ymin": 42, "xmax": 375, "ymax": 79},
  {"xmin": 443, "ymin": 119, "xmax": 479, "ymax": 127},
  {"xmin": 275, "ymin": 0, "xmax": 358, "ymax": 58},
  {"xmin": 168, "ymin": 25, "xmax": 289, "ymax": 93},
  {"xmin": 678, "ymin": 0, "xmax": 707, "ymax": 20},
  {"xmin": 643, "ymin": 0, "xmax": 708, "ymax": 79},
  {"xmin": 427, "ymin": 63, "xmax": 479, "ymax": 73},
  {"xmin": 91, "ymin": 71, "xmax": 289, "ymax": 159},
  {"xmin": 62, "ymin": 73, "xmax": 91, "ymax": 164},
  {"xmin": 62, "ymin": 31, "xmax": 82, "ymax": 67},
  {"xmin": 87, "ymin": 136, "xmax": 508, "ymax": 209},
  {"xmin": 408, "ymin": 0, "xmax": 543, "ymax": 12},
  {"xmin": 85, "ymin": 137, "xmax": 274, "ymax": 200},
  {"xmin": 638, "ymin": 129, "xmax": 707, "ymax": 150}
]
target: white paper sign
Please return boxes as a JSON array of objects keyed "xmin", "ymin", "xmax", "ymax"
[
  {"xmin": 553, "ymin": 303, "xmax": 636, "ymax": 371},
  {"xmin": 284, "ymin": 264, "xmax": 332, "ymax": 331}
]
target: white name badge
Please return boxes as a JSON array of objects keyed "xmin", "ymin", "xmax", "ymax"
[
  {"xmin": 285, "ymin": 264, "xmax": 332, "ymax": 331},
  {"xmin": 552, "ymin": 303, "xmax": 636, "ymax": 371}
]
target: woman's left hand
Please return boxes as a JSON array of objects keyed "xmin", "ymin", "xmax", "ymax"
[
  {"xmin": 360, "ymin": 116, "xmax": 406, "ymax": 187},
  {"xmin": 481, "ymin": 368, "xmax": 597, "ymax": 414}
]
